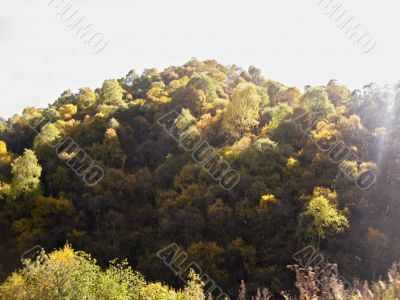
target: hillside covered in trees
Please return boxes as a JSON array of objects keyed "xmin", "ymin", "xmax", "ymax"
[{"xmin": 0, "ymin": 59, "xmax": 400, "ymax": 298}]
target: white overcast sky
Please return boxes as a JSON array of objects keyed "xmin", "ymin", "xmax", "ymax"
[{"xmin": 0, "ymin": 0, "xmax": 399, "ymax": 119}]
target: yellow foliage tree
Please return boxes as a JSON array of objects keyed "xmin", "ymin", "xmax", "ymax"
[
  {"xmin": 260, "ymin": 194, "xmax": 277, "ymax": 208},
  {"xmin": 222, "ymin": 83, "xmax": 261, "ymax": 139},
  {"xmin": 147, "ymin": 86, "xmax": 171, "ymax": 104},
  {"xmin": 0, "ymin": 140, "xmax": 12, "ymax": 165},
  {"xmin": 59, "ymin": 104, "xmax": 78, "ymax": 120}
]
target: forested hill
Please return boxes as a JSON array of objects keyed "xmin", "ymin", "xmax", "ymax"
[{"xmin": 0, "ymin": 59, "xmax": 399, "ymax": 296}]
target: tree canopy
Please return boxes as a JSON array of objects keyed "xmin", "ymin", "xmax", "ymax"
[{"xmin": 0, "ymin": 60, "xmax": 398, "ymax": 297}]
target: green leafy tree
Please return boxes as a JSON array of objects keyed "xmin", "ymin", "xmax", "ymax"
[
  {"xmin": 298, "ymin": 193, "xmax": 348, "ymax": 245},
  {"xmin": 2, "ymin": 60, "xmax": 400, "ymax": 294},
  {"xmin": 53, "ymin": 90, "xmax": 76, "ymax": 108},
  {"xmin": 263, "ymin": 102, "xmax": 293, "ymax": 132},
  {"xmin": 10, "ymin": 150, "xmax": 42, "ymax": 199},
  {"xmin": 299, "ymin": 87, "xmax": 334, "ymax": 119},
  {"xmin": 222, "ymin": 83, "xmax": 261, "ymax": 139},
  {"xmin": 0, "ymin": 245, "xmax": 199, "ymax": 299},
  {"xmin": 326, "ymin": 79, "xmax": 351, "ymax": 106},
  {"xmin": 186, "ymin": 74, "xmax": 218, "ymax": 102},
  {"xmin": 100, "ymin": 79, "xmax": 125, "ymax": 106},
  {"xmin": 77, "ymin": 87, "xmax": 97, "ymax": 110},
  {"xmin": 33, "ymin": 123, "xmax": 63, "ymax": 152}
]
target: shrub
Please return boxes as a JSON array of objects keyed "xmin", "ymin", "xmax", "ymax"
[{"xmin": 0, "ymin": 245, "xmax": 203, "ymax": 300}]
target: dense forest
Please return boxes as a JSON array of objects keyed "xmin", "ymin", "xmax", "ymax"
[{"xmin": 0, "ymin": 59, "xmax": 400, "ymax": 298}]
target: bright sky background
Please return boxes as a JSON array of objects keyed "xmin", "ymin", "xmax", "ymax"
[{"xmin": 0, "ymin": 0, "xmax": 399, "ymax": 119}]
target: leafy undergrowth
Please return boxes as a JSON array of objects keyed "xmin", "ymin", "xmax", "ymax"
[
  {"xmin": 0, "ymin": 245, "xmax": 203, "ymax": 300},
  {"xmin": 1, "ymin": 245, "xmax": 400, "ymax": 299}
]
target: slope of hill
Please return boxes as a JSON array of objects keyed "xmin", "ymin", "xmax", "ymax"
[{"xmin": 0, "ymin": 59, "xmax": 399, "ymax": 297}]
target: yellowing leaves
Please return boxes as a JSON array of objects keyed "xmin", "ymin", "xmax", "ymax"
[
  {"xmin": 49, "ymin": 244, "xmax": 75, "ymax": 262},
  {"xmin": 83, "ymin": 114, "xmax": 94, "ymax": 124},
  {"xmin": 312, "ymin": 121, "xmax": 339, "ymax": 141},
  {"xmin": 6, "ymin": 273, "xmax": 24, "ymax": 287},
  {"xmin": 100, "ymin": 79, "xmax": 125, "ymax": 106},
  {"xmin": 260, "ymin": 194, "xmax": 277, "ymax": 208},
  {"xmin": 77, "ymin": 87, "xmax": 96, "ymax": 109},
  {"xmin": 232, "ymin": 135, "xmax": 253, "ymax": 152},
  {"xmin": 300, "ymin": 195, "xmax": 348, "ymax": 240},
  {"xmin": 140, "ymin": 282, "xmax": 182, "ymax": 300},
  {"xmin": 197, "ymin": 113, "xmax": 213, "ymax": 130},
  {"xmin": 169, "ymin": 76, "xmax": 189, "ymax": 90},
  {"xmin": 312, "ymin": 186, "xmax": 337, "ymax": 202},
  {"xmin": 0, "ymin": 273, "xmax": 27, "ymax": 299},
  {"xmin": 287, "ymin": 157, "xmax": 299, "ymax": 169},
  {"xmin": 222, "ymin": 83, "xmax": 261, "ymax": 139},
  {"xmin": 59, "ymin": 104, "xmax": 78, "ymax": 120},
  {"xmin": 158, "ymin": 96, "xmax": 171, "ymax": 104},
  {"xmin": 56, "ymin": 119, "xmax": 80, "ymax": 136},
  {"xmin": 0, "ymin": 182, "xmax": 11, "ymax": 200},
  {"xmin": 260, "ymin": 124, "xmax": 273, "ymax": 136},
  {"xmin": 0, "ymin": 140, "xmax": 12, "ymax": 164},
  {"xmin": 147, "ymin": 86, "xmax": 171, "ymax": 104},
  {"xmin": 146, "ymin": 86, "xmax": 160, "ymax": 97},
  {"xmin": 0, "ymin": 140, "xmax": 7, "ymax": 155},
  {"xmin": 105, "ymin": 128, "xmax": 118, "ymax": 139},
  {"xmin": 131, "ymin": 98, "xmax": 146, "ymax": 106},
  {"xmin": 0, "ymin": 241, "xmax": 204, "ymax": 299}
]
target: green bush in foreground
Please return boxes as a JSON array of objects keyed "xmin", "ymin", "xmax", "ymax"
[
  {"xmin": 2, "ymin": 244, "xmax": 400, "ymax": 299},
  {"xmin": 0, "ymin": 245, "xmax": 203, "ymax": 300}
]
